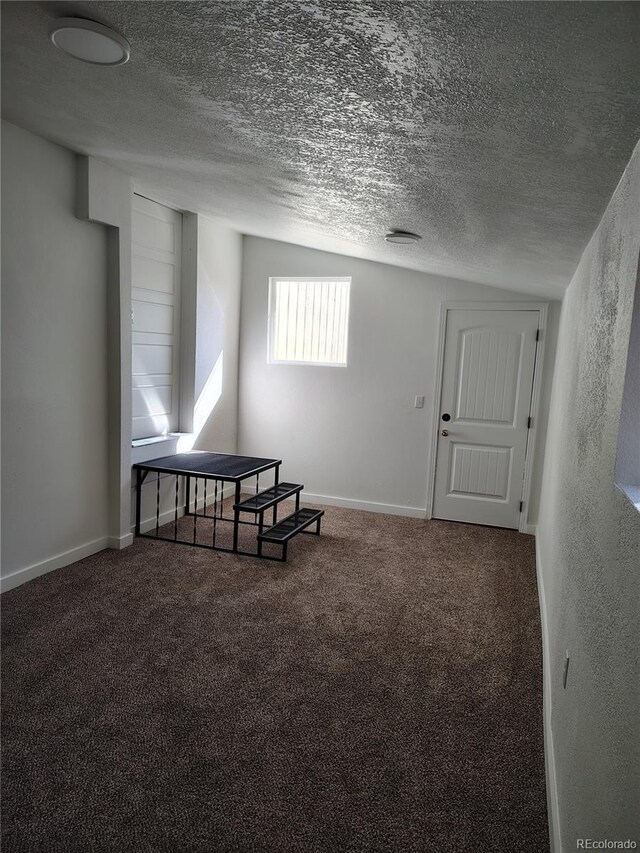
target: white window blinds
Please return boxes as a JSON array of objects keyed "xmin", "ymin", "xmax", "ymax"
[
  {"xmin": 268, "ymin": 277, "xmax": 351, "ymax": 366},
  {"xmin": 131, "ymin": 195, "xmax": 182, "ymax": 440}
]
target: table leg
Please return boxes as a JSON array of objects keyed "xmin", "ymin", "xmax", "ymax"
[
  {"xmin": 135, "ymin": 468, "xmax": 142, "ymax": 536},
  {"xmin": 233, "ymin": 481, "xmax": 241, "ymax": 552}
]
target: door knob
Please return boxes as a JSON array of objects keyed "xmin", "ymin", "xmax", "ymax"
[{"xmin": 441, "ymin": 429, "xmax": 449, "ymax": 437}]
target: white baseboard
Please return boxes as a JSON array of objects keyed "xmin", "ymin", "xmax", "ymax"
[
  {"xmin": 301, "ymin": 491, "xmax": 427, "ymax": 519},
  {"xmin": 132, "ymin": 484, "xmax": 236, "ymax": 535},
  {"xmin": 525, "ymin": 523, "xmax": 538, "ymax": 536},
  {"xmin": 137, "ymin": 507, "xmax": 182, "ymax": 535},
  {"xmin": 1, "ymin": 483, "xmax": 238, "ymax": 592},
  {"xmin": 107, "ymin": 533, "xmax": 134, "ymax": 550},
  {"xmin": 535, "ymin": 536, "xmax": 562, "ymax": 853},
  {"xmin": 1, "ymin": 536, "xmax": 110, "ymax": 593}
]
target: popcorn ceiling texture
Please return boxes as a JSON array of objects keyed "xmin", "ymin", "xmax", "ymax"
[
  {"xmin": 537, "ymin": 142, "xmax": 640, "ymax": 847},
  {"xmin": 1, "ymin": 0, "xmax": 639, "ymax": 295}
]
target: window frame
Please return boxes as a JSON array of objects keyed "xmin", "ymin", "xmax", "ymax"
[{"xmin": 267, "ymin": 276, "xmax": 352, "ymax": 368}]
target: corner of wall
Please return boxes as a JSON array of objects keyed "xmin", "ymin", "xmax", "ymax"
[
  {"xmin": 535, "ymin": 536, "xmax": 563, "ymax": 853},
  {"xmin": 76, "ymin": 155, "xmax": 133, "ymax": 545}
]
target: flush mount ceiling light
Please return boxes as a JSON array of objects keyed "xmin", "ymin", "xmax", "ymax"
[
  {"xmin": 49, "ymin": 18, "xmax": 130, "ymax": 66},
  {"xmin": 384, "ymin": 230, "xmax": 422, "ymax": 244}
]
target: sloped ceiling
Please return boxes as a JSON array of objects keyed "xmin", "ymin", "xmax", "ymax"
[{"xmin": 2, "ymin": 0, "xmax": 639, "ymax": 296}]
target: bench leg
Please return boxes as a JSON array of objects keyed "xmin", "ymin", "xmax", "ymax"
[
  {"xmin": 257, "ymin": 511, "xmax": 264, "ymax": 557},
  {"xmin": 272, "ymin": 464, "xmax": 280, "ymax": 526}
]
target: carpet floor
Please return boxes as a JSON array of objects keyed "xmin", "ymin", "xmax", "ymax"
[{"xmin": 1, "ymin": 504, "xmax": 548, "ymax": 853}]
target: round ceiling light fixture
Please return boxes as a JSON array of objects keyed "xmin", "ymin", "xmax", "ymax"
[
  {"xmin": 49, "ymin": 18, "xmax": 131, "ymax": 66},
  {"xmin": 384, "ymin": 230, "xmax": 422, "ymax": 244}
]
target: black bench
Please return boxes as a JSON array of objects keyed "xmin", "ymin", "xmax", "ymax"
[
  {"xmin": 234, "ymin": 482, "xmax": 303, "ymax": 514},
  {"xmin": 257, "ymin": 507, "xmax": 324, "ymax": 560}
]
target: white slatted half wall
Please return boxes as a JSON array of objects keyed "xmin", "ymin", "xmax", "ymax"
[
  {"xmin": 268, "ymin": 277, "xmax": 351, "ymax": 366},
  {"xmin": 131, "ymin": 195, "xmax": 182, "ymax": 440}
]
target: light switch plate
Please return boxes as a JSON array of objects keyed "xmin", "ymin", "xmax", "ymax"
[{"xmin": 414, "ymin": 395, "xmax": 425, "ymax": 408}]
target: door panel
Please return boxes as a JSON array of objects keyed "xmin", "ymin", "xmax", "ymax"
[
  {"xmin": 456, "ymin": 329, "xmax": 522, "ymax": 424},
  {"xmin": 432, "ymin": 309, "xmax": 539, "ymax": 529},
  {"xmin": 449, "ymin": 444, "xmax": 512, "ymax": 500}
]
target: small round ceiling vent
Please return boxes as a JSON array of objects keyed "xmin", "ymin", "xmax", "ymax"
[
  {"xmin": 49, "ymin": 18, "xmax": 131, "ymax": 66},
  {"xmin": 384, "ymin": 230, "xmax": 422, "ymax": 244}
]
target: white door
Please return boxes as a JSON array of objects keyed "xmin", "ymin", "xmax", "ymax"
[
  {"xmin": 432, "ymin": 308, "xmax": 539, "ymax": 529},
  {"xmin": 131, "ymin": 195, "xmax": 182, "ymax": 440}
]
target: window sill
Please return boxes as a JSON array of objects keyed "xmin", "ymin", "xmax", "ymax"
[{"xmin": 131, "ymin": 433, "xmax": 183, "ymax": 465}]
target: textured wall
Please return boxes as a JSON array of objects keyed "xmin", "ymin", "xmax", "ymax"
[
  {"xmin": 537, "ymin": 143, "xmax": 640, "ymax": 849},
  {"xmin": 238, "ymin": 236, "xmax": 558, "ymax": 522},
  {"xmin": 1, "ymin": 121, "xmax": 110, "ymax": 582}
]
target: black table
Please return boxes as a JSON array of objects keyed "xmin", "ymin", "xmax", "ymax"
[{"xmin": 133, "ymin": 451, "xmax": 281, "ymax": 555}]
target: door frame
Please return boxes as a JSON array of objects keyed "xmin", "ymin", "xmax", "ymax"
[{"xmin": 425, "ymin": 301, "xmax": 548, "ymax": 534}]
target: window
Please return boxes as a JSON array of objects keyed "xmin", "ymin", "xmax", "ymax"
[
  {"xmin": 131, "ymin": 194, "xmax": 182, "ymax": 440},
  {"xmin": 268, "ymin": 277, "xmax": 351, "ymax": 366}
]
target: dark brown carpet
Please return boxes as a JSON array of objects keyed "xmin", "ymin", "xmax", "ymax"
[{"xmin": 1, "ymin": 504, "xmax": 548, "ymax": 853}]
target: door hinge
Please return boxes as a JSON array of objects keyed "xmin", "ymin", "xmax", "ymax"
[
  {"xmin": 527, "ymin": 416, "xmax": 532, "ymax": 429},
  {"xmin": 536, "ymin": 328, "xmax": 541, "ymax": 341},
  {"xmin": 519, "ymin": 501, "xmax": 524, "ymax": 512}
]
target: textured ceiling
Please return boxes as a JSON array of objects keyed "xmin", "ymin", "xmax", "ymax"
[{"xmin": 2, "ymin": 1, "xmax": 639, "ymax": 296}]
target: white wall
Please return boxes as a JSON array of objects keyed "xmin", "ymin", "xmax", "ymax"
[
  {"xmin": 193, "ymin": 216, "xmax": 242, "ymax": 454},
  {"xmin": 238, "ymin": 236, "xmax": 558, "ymax": 522},
  {"xmin": 1, "ymin": 121, "xmax": 110, "ymax": 589},
  {"xmin": 537, "ymin": 142, "xmax": 640, "ymax": 850}
]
